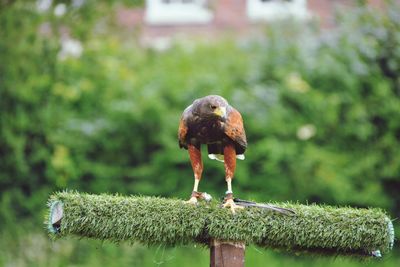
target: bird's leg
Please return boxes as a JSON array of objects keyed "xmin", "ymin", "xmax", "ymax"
[
  {"xmin": 186, "ymin": 144, "xmax": 203, "ymax": 205},
  {"xmin": 222, "ymin": 144, "xmax": 244, "ymax": 214},
  {"xmin": 223, "ymin": 178, "xmax": 244, "ymax": 214}
]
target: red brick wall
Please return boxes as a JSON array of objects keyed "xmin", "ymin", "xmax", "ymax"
[{"xmin": 213, "ymin": 0, "xmax": 248, "ymax": 31}]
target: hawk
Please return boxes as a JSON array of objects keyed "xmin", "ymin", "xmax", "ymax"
[{"xmin": 178, "ymin": 95, "xmax": 247, "ymax": 213}]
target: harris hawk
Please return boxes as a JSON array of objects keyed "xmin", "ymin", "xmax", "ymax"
[{"xmin": 178, "ymin": 95, "xmax": 247, "ymax": 213}]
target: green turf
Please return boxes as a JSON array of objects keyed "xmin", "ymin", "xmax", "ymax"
[{"xmin": 46, "ymin": 191, "xmax": 394, "ymax": 257}]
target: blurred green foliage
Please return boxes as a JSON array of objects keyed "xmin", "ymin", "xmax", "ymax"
[{"xmin": 0, "ymin": 0, "xmax": 399, "ymax": 266}]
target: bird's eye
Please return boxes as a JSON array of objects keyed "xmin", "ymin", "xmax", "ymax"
[{"xmin": 210, "ymin": 105, "xmax": 217, "ymax": 110}]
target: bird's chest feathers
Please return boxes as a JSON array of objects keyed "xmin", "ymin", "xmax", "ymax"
[{"xmin": 189, "ymin": 118, "xmax": 224, "ymax": 143}]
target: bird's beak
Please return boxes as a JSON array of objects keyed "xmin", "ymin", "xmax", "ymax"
[{"xmin": 214, "ymin": 107, "xmax": 227, "ymax": 120}]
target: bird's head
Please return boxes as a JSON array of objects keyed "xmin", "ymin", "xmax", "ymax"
[{"xmin": 194, "ymin": 95, "xmax": 228, "ymax": 121}]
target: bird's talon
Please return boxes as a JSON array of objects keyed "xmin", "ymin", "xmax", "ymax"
[
  {"xmin": 185, "ymin": 197, "xmax": 198, "ymax": 205},
  {"xmin": 223, "ymin": 198, "xmax": 244, "ymax": 214}
]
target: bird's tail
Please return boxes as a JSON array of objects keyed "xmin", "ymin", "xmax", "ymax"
[
  {"xmin": 208, "ymin": 154, "xmax": 245, "ymax": 162},
  {"xmin": 207, "ymin": 143, "xmax": 245, "ymax": 163}
]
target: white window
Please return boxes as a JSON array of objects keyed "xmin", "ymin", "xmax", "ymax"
[
  {"xmin": 247, "ymin": 0, "xmax": 310, "ymax": 22},
  {"xmin": 145, "ymin": 0, "xmax": 213, "ymax": 26}
]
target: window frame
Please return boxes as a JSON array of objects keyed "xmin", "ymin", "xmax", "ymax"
[
  {"xmin": 145, "ymin": 0, "xmax": 213, "ymax": 26},
  {"xmin": 247, "ymin": 0, "xmax": 310, "ymax": 22}
]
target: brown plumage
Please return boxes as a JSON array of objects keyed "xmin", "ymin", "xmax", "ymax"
[{"xmin": 178, "ymin": 95, "xmax": 247, "ymax": 213}]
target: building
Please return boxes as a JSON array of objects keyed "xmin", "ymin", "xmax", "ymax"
[{"xmin": 116, "ymin": 0, "xmax": 387, "ymax": 46}]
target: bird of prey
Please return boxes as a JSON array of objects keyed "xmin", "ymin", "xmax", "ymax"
[{"xmin": 178, "ymin": 95, "xmax": 247, "ymax": 213}]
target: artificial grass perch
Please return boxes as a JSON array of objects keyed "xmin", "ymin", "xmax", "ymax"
[{"xmin": 47, "ymin": 191, "xmax": 394, "ymax": 258}]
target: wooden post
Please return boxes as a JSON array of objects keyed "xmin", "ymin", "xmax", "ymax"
[{"xmin": 210, "ymin": 239, "xmax": 245, "ymax": 267}]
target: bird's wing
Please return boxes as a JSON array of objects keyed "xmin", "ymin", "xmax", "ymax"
[
  {"xmin": 224, "ymin": 108, "xmax": 247, "ymax": 151},
  {"xmin": 178, "ymin": 105, "xmax": 192, "ymax": 149},
  {"xmin": 178, "ymin": 117, "xmax": 188, "ymax": 149}
]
